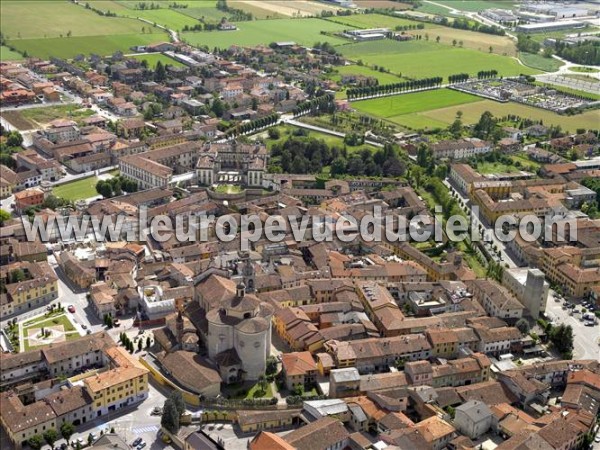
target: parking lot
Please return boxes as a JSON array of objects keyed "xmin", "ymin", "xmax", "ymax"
[{"xmin": 545, "ymin": 290, "xmax": 599, "ymax": 361}]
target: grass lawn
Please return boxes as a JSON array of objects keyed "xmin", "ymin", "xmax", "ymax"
[
  {"xmin": 131, "ymin": 53, "xmax": 185, "ymax": 68},
  {"xmin": 477, "ymin": 161, "xmax": 520, "ymax": 174},
  {"xmin": 0, "ymin": 45, "xmax": 24, "ymax": 61},
  {"xmin": 353, "ymin": 89, "xmax": 482, "ymax": 118},
  {"xmin": 570, "ymin": 66, "xmax": 598, "ymax": 73},
  {"xmin": 1, "ymin": 1, "xmax": 156, "ymax": 39},
  {"xmin": 331, "ymin": 64, "xmax": 404, "ymax": 86},
  {"xmin": 53, "ymin": 176, "xmax": 101, "ymax": 201},
  {"xmin": 225, "ymin": 381, "xmax": 273, "ymax": 399},
  {"xmin": 340, "ymin": 40, "xmax": 537, "ymax": 79},
  {"xmin": 420, "ymin": 100, "xmax": 600, "ymax": 133},
  {"xmin": 213, "ymin": 184, "xmax": 243, "ymax": 194},
  {"xmin": 519, "ymin": 52, "xmax": 564, "ymax": 72},
  {"xmin": 415, "ymin": 3, "xmax": 461, "ymax": 16},
  {"xmin": 265, "ymin": 124, "xmax": 378, "ymax": 152},
  {"xmin": 22, "ymin": 314, "xmax": 79, "ymax": 351},
  {"xmin": 9, "ymin": 33, "xmax": 169, "ymax": 59},
  {"xmin": 181, "ymin": 18, "xmax": 351, "ymax": 49},
  {"xmin": 326, "ymin": 13, "xmax": 424, "ymax": 29}
]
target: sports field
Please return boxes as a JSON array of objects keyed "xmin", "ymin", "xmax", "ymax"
[
  {"xmin": 131, "ymin": 53, "xmax": 186, "ymax": 68},
  {"xmin": 340, "ymin": 40, "xmax": 536, "ymax": 79},
  {"xmin": 181, "ymin": 18, "xmax": 351, "ymax": 49},
  {"xmin": 53, "ymin": 176, "xmax": 101, "ymax": 201},
  {"xmin": 9, "ymin": 33, "xmax": 168, "ymax": 60},
  {"xmin": 1, "ymin": 1, "xmax": 152, "ymax": 39},
  {"xmin": 0, "ymin": 46, "xmax": 24, "ymax": 61},
  {"xmin": 419, "ymin": 100, "xmax": 600, "ymax": 133}
]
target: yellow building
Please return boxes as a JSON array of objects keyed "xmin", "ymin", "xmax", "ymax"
[
  {"xmin": 83, "ymin": 346, "xmax": 149, "ymax": 417},
  {"xmin": 0, "ymin": 261, "xmax": 59, "ymax": 318}
]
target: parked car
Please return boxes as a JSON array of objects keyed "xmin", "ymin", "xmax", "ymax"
[
  {"xmin": 68, "ymin": 305, "xmax": 75, "ymax": 313},
  {"xmin": 132, "ymin": 438, "xmax": 142, "ymax": 447},
  {"xmin": 81, "ymin": 324, "xmax": 87, "ymax": 330},
  {"xmin": 137, "ymin": 442, "xmax": 146, "ymax": 449}
]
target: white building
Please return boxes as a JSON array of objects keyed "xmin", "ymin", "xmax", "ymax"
[
  {"xmin": 454, "ymin": 400, "xmax": 493, "ymax": 439},
  {"xmin": 502, "ymin": 268, "xmax": 549, "ymax": 320}
]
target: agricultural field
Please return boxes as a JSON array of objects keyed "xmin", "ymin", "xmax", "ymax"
[
  {"xmin": 1, "ymin": 1, "xmax": 152, "ymax": 39},
  {"xmin": 325, "ymin": 13, "xmax": 424, "ymax": 29},
  {"xmin": 414, "ymin": 3, "xmax": 462, "ymax": 17},
  {"xmin": 113, "ymin": 7, "xmax": 200, "ymax": 31},
  {"xmin": 0, "ymin": 46, "xmax": 24, "ymax": 61},
  {"xmin": 353, "ymin": 88, "xmax": 481, "ymax": 117},
  {"xmin": 228, "ymin": 0, "xmax": 342, "ymax": 18},
  {"xmin": 419, "ymin": 100, "xmax": 600, "ymax": 133},
  {"xmin": 519, "ymin": 52, "xmax": 564, "ymax": 72},
  {"xmin": 53, "ymin": 176, "xmax": 102, "ymax": 201},
  {"xmin": 352, "ymin": 89, "xmax": 482, "ymax": 130},
  {"xmin": 9, "ymin": 33, "xmax": 168, "ymax": 60},
  {"xmin": 131, "ymin": 53, "xmax": 186, "ymax": 68},
  {"xmin": 181, "ymin": 18, "xmax": 351, "ymax": 49},
  {"xmin": 340, "ymin": 40, "xmax": 537, "ymax": 79},
  {"xmin": 331, "ymin": 64, "xmax": 404, "ymax": 85},
  {"xmin": 424, "ymin": 25, "xmax": 517, "ymax": 56},
  {"xmin": 355, "ymin": 0, "xmax": 413, "ymax": 8},
  {"xmin": 432, "ymin": 1, "xmax": 517, "ymax": 12}
]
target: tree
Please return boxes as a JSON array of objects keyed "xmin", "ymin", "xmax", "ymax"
[
  {"xmin": 161, "ymin": 398, "xmax": 180, "ymax": 434},
  {"xmin": 154, "ymin": 60, "xmax": 166, "ymax": 82},
  {"xmin": 516, "ymin": 318, "xmax": 530, "ymax": 334},
  {"xmin": 28, "ymin": 435, "xmax": 44, "ymax": 450},
  {"xmin": 257, "ymin": 374, "xmax": 268, "ymax": 394},
  {"xmin": 266, "ymin": 356, "xmax": 278, "ymax": 376},
  {"xmin": 96, "ymin": 180, "xmax": 113, "ymax": 198},
  {"xmin": 170, "ymin": 390, "xmax": 186, "ymax": 416},
  {"xmin": 146, "ymin": 335, "xmax": 152, "ymax": 348},
  {"xmin": 6, "ymin": 130, "xmax": 23, "ymax": 147},
  {"xmin": 88, "ymin": 433, "xmax": 94, "ymax": 445},
  {"xmin": 489, "ymin": 46, "xmax": 493, "ymax": 53},
  {"xmin": 60, "ymin": 422, "xmax": 75, "ymax": 440},
  {"xmin": 436, "ymin": 36, "xmax": 440, "ymax": 43},
  {"xmin": 549, "ymin": 324, "xmax": 574, "ymax": 359},
  {"xmin": 452, "ymin": 39, "xmax": 457, "ymax": 47},
  {"xmin": 211, "ymin": 97, "xmax": 225, "ymax": 117},
  {"xmin": 43, "ymin": 428, "xmax": 59, "ymax": 446},
  {"xmin": 137, "ymin": 339, "xmax": 143, "ymax": 352},
  {"xmin": 0, "ymin": 209, "xmax": 10, "ymax": 225}
]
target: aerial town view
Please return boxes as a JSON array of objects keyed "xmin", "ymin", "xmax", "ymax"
[{"xmin": 0, "ymin": 0, "xmax": 599, "ymax": 449}]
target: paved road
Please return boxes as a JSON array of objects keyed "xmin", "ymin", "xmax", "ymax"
[{"xmin": 444, "ymin": 179, "xmax": 519, "ymax": 269}]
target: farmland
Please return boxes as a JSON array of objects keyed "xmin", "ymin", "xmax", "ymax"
[
  {"xmin": 1, "ymin": 1, "xmax": 153, "ymax": 39},
  {"xmin": 353, "ymin": 89, "xmax": 482, "ymax": 118},
  {"xmin": 423, "ymin": 25, "xmax": 517, "ymax": 56},
  {"xmin": 0, "ymin": 46, "xmax": 23, "ymax": 61},
  {"xmin": 228, "ymin": 0, "xmax": 341, "ymax": 18},
  {"xmin": 181, "ymin": 18, "xmax": 351, "ymax": 49},
  {"xmin": 325, "ymin": 13, "xmax": 424, "ymax": 29},
  {"xmin": 9, "ymin": 33, "xmax": 168, "ymax": 60},
  {"xmin": 2, "ymin": 105, "xmax": 95, "ymax": 130},
  {"xmin": 432, "ymin": 1, "xmax": 517, "ymax": 12},
  {"xmin": 340, "ymin": 40, "xmax": 536, "ymax": 79},
  {"xmin": 419, "ymin": 100, "xmax": 600, "ymax": 133},
  {"xmin": 131, "ymin": 53, "xmax": 186, "ymax": 68},
  {"xmin": 112, "ymin": 7, "xmax": 200, "ymax": 31}
]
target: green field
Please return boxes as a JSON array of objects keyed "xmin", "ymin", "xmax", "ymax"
[
  {"xmin": 264, "ymin": 124, "xmax": 378, "ymax": 153},
  {"xmin": 326, "ymin": 13, "xmax": 424, "ymax": 29},
  {"xmin": 353, "ymin": 89, "xmax": 482, "ymax": 117},
  {"xmin": 332, "ymin": 65, "xmax": 404, "ymax": 85},
  {"xmin": 0, "ymin": 46, "xmax": 24, "ymax": 61},
  {"xmin": 1, "ymin": 1, "xmax": 153, "ymax": 39},
  {"xmin": 53, "ymin": 176, "xmax": 102, "ymax": 201},
  {"xmin": 181, "ymin": 18, "xmax": 351, "ymax": 49},
  {"xmin": 415, "ymin": 3, "xmax": 461, "ymax": 16},
  {"xmin": 115, "ymin": 7, "xmax": 201, "ymax": 31},
  {"xmin": 519, "ymin": 52, "xmax": 564, "ymax": 72},
  {"xmin": 433, "ymin": 1, "xmax": 516, "ymax": 12},
  {"xmin": 22, "ymin": 314, "xmax": 79, "ymax": 351},
  {"xmin": 419, "ymin": 100, "xmax": 600, "ymax": 133},
  {"xmin": 9, "ymin": 33, "xmax": 168, "ymax": 59},
  {"xmin": 570, "ymin": 66, "xmax": 598, "ymax": 73},
  {"xmin": 340, "ymin": 40, "xmax": 536, "ymax": 79},
  {"xmin": 131, "ymin": 53, "xmax": 185, "ymax": 68}
]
